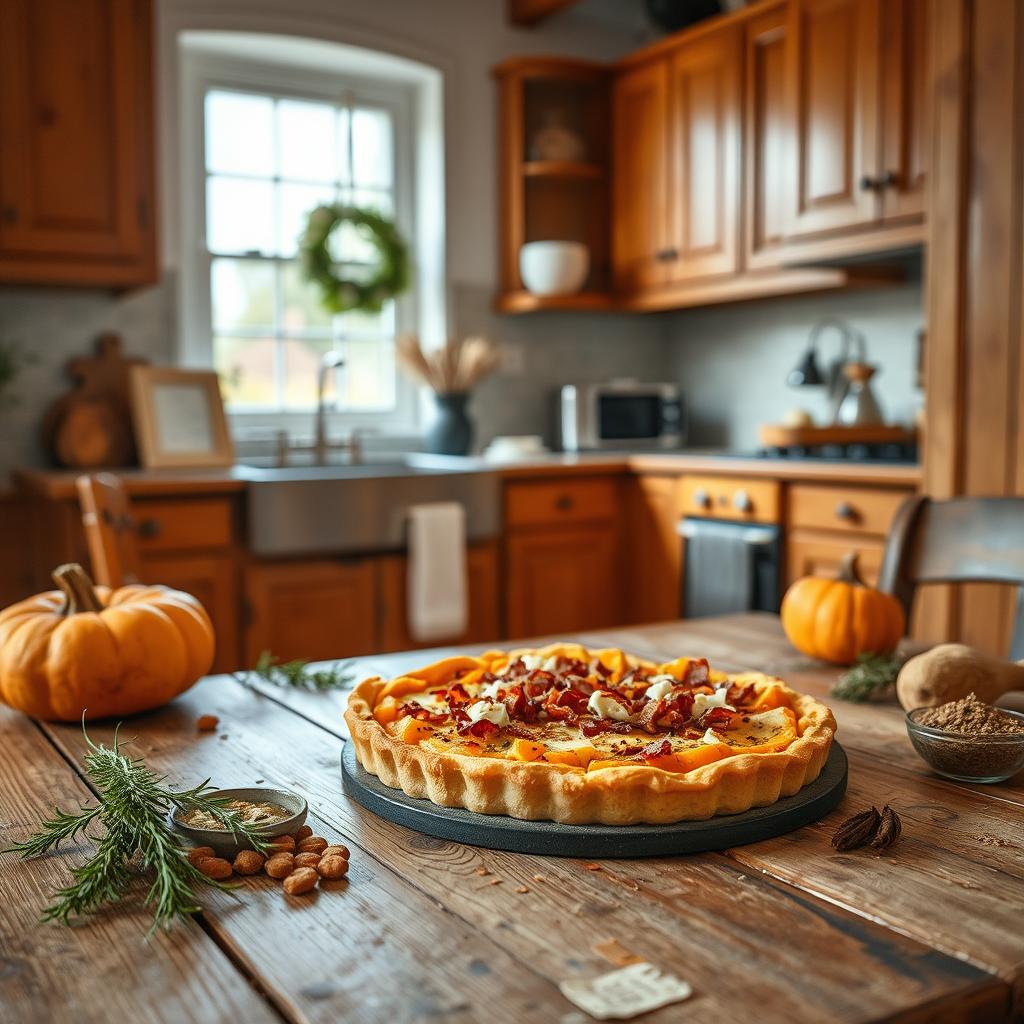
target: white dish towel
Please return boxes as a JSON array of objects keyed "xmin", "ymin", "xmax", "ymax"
[{"xmin": 407, "ymin": 502, "xmax": 468, "ymax": 642}]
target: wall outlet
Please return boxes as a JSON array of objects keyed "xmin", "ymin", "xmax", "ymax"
[{"xmin": 500, "ymin": 343, "xmax": 526, "ymax": 376}]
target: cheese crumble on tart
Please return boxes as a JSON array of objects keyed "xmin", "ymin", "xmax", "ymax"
[{"xmin": 345, "ymin": 643, "xmax": 837, "ymax": 825}]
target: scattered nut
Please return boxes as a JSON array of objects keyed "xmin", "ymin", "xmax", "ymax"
[
  {"xmin": 321, "ymin": 845, "xmax": 349, "ymax": 860},
  {"xmin": 294, "ymin": 825, "xmax": 313, "ymax": 841},
  {"xmin": 584, "ymin": 863, "xmax": 601, "ymax": 871},
  {"xmin": 196, "ymin": 715, "xmax": 219, "ymax": 733},
  {"xmin": 233, "ymin": 850, "xmax": 265, "ymax": 875},
  {"xmin": 265, "ymin": 835, "xmax": 296, "ymax": 853},
  {"xmin": 283, "ymin": 867, "xmax": 319, "ymax": 895},
  {"xmin": 196, "ymin": 856, "xmax": 232, "ymax": 880},
  {"xmin": 480, "ymin": 877, "xmax": 502, "ymax": 887},
  {"xmin": 186, "ymin": 846, "xmax": 215, "ymax": 866},
  {"xmin": 515, "ymin": 886, "xmax": 529, "ymax": 894},
  {"xmin": 265, "ymin": 852, "xmax": 296, "ymax": 879},
  {"xmin": 317, "ymin": 854, "xmax": 349, "ymax": 880},
  {"xmin": 532, "ymin": 874, "xmax": 546, "ymax": 883},
  {"xmin": 475, "ymin": 867, "xmax": 490, "ymax": 876},
  {"xmin": 296, "ymin": 836, "xmax": 328, "ymax": 855},
  {"xmin": 294, "ymin": 852, "xmax": 322, "ymax": 869}
]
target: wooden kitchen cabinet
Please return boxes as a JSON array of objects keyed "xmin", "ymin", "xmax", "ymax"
[
  {"xmin": 506, "ymin": 523, "xmax": 621, "ymax": 637},
  {"xmin": 142, "ymin": 554, "xmax": 239, "ymax": 674},
  {"xmin": 782, "ymin": 0, "xmax": 927, "ymax": 254},
  {"xmin": 611, "ymin": 59, "xmax": 670, "ymax": 294},
  {"xmin": 626, "ymin": 475, "xmax": 683, "ymax": 623},
  {"xmin": 377, "ymin": 542, "xmax": 501, "ymax": 652},
  {"xmin": 243, "ymin": 560, "xmax": 378, "ymax": 666},
  {"xmin": 0, "ymin": 0, "xmax": 157, "ymax": 287},
  {"xmin": 665, "ymin": 26, "xmax": 742, "ymax": 283},
  {"xmin": 786, "ymin": 531, "xmax": 885, "ymax": 587}
]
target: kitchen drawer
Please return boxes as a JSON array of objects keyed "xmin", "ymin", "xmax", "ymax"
[
  {"xmin": 786, "ymin": 529, "xmax": 885, "ymax": 587},
  {"xmin": 133, "ymin": 499, "xmax": 234, "ymax": 551},
  {"xmin": 679, "ymin": 475, "xmax": 779, "ymax": 524},
  {"xmin": 505, "ymin": 478, "xmax": 618, "ymax": 529},
  {"xmin": 788, "ymin": 484, "xmax": 911, "ymax": 537}
]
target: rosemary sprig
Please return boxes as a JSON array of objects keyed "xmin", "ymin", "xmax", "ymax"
[
  {"xmin": 3, "ymin": 725, "xmax": 268, "ymax": 933},
  {"xmin": 831, "ymin": 652, "xmax": 905, "ymax": 702},
  {"xmin": 236, "ymin": 650, "xmax": 355, "ymax": 693}
]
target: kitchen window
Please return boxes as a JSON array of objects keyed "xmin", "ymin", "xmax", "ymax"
[{"xmin": 179, "ymin": 43, "xmax": 431, "ymax": 432}]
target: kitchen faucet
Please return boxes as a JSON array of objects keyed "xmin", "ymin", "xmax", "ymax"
[{"xmin": 314, "ymin": 351, "xmax": 346, "ymax": 465}]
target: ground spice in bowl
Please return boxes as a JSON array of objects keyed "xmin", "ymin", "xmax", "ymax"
[
  {"xmin": 180, "ymin": 799, "xmax": 291, "ymax": 831},
  {"xmin": 907, "ymin": 694, "xmax": 1024, "ymax": 783}
]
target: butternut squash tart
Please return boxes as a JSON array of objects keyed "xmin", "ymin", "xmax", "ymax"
[{"xmin": 345, "ymin": 643, "xmax": 836, "ymax": 825}]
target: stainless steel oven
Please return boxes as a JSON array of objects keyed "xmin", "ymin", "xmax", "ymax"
[{"xmin": 557, "ymin": 381, "xmax": 685, "ymax": 451}]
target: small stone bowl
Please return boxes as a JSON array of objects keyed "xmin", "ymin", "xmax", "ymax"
[
  {"xmin": 170, "ymin": 787, "xmax": 308, "ymax": 857},
  {"xmin": 906, "ymin": 708, "xmax": 1024, "ymax": 783}
]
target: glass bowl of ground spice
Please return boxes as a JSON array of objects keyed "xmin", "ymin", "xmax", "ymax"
[{"xmin": 906, "ymin": 694, "xmax": 1024, "ymax": 783}]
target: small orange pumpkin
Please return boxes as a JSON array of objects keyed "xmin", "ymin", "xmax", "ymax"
[
  {"xmin": 780, "ymin": 552, "xmax": 905, "ymax": 665},
  {"xmin": 0, "ymin": 563, "xmax": 214, "ymax": 721}
]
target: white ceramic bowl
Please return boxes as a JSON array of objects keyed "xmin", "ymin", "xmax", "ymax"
[{"xmin": 519, "ymin": 241, "xmax": 590, "ymax": 297}]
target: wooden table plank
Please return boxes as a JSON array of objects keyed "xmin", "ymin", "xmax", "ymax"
[
  {"xmin": 38, "ymin": 696, "xmax": 599, "ymax": 1024},
  {"xmin": 0, "ymin": 709, "xmax": 278, "ymax": 1024},
  {"xmin": 57, "ymin": 675, "xmax": 1011, "ymax": 1023}
]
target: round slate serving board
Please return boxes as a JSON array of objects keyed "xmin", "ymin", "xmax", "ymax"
[{"xmin": 340, "ymin": 741, "xmax": 848, "ymax": 857}]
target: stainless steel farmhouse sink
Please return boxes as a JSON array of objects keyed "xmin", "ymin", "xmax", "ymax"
[{"xmin": 237, "ymin": 458, "xmax": 501, "ymax": 557}]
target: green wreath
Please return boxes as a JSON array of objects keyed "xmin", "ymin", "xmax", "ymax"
[{"xmin": 299, "ymin": 203, "xmax": 410, "ymax": 315}]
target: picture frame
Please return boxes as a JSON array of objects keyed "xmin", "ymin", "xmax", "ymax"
[{"xmin": 129, "ymin": 366, "xmax": 234, "ymax": 469}]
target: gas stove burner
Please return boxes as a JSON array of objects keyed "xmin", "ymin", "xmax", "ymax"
[{"xmin": 757, "ymin": 441, "xmax": 918, "ymax": 463}]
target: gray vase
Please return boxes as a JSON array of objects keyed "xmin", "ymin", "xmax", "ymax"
[{"xmin": 425, "ymin": 392, "xmax": 474, "ymax": 456}]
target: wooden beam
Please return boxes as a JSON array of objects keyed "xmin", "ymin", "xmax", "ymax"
[{"xmin": 508, "ymin": 0, "xmax": 581, "ymax": 27}]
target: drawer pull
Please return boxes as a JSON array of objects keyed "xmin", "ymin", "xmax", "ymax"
[
  {"xmin": 835, "ymin": 502, "xmax": 857, "ymax": 522},
  {"xmin": 693, "ymin": 488, "xmax": 710, "ymax": 509},
  {"xmin": 137, "ymin": 518, "xmax": 162, "ymax": 539},
  {"xmin": 555, "ymin": 495, "xmax": 574, "ymax": 511}
]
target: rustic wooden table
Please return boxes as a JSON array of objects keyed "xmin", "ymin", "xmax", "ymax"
[{"xmin": 2, "ymin": 614, "xmax": 1021, "ymax": 1023}]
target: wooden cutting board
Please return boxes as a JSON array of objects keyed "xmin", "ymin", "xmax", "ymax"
[{"xmin": 41, "ymin": 332, "xmax": 147, "ymax": 468}]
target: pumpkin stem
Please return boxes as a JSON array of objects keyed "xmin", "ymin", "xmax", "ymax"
[
  {"xmin": 53, "ymin": 563, "xmax": 104, "ymax": 615},
  {"xmin": 838, "ymin": 551, "xmax": 866, "ymax": 586}
]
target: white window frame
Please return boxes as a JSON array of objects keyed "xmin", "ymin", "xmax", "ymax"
[{"xmin": 178, "ymin": 49, "xmax": 421, "ymax": 436}]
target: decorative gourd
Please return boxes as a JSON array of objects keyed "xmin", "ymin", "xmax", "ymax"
[
  {"xmin": 896, "ymin": 644, "xmax": 1024, "ymax": 711},
  {"xmin": 780, "ymin": 552, "xmax": 905, "ymax": 665},
  {"xmin": 0, "ymin": 563, "xmax": 214, "ymax": 721}
]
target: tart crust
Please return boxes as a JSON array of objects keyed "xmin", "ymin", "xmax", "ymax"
[{"xmin": 344, "ymin": 645, "xmax": 836, "ymax": 826}]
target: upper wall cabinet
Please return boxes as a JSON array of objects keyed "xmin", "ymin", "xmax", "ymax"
[
  {"xmin": 783, "ymin": 0, "xmax": 928, "ymax": 254},
  {"xmin": 0, "ymin": 0, "xmax": 157, "ymax": 288},
  {"xmin": 611, "ymin": 27, "xmax": 741, "ymax": 293}
]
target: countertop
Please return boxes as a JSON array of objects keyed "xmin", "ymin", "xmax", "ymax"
[
  {"xmin": 12, "ymin": 450, "xmax": 922, "ymax": 500},
  {"xmin": 2, "ymin": 614, "xmax": 1018, "ymax": 1022}
]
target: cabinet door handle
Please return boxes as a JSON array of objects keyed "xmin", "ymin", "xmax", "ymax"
[
  {"xmin": 555, "ymin": 495, "xmax": 574, "ymax": 511},
  {"xmin": 137, "ymin": 517, "xmax": 162, "ymax": 539},
  {"xmin": 835, "ymin": 501, "xmax": 857, "ymax": 522},
  {"xmin": 878, "ymin": 170, "xmax": 899, "ymax": 189},
  {"xmin": 655, "ymin": 247, "xmax": 679, "ymax": 262},
  {"xmin": 859, "ymin": 175, "xmax": 879, "ymax": 192}
]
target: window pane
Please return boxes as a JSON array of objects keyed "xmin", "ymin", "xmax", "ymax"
[
  {"xmin": 278, "ymin": 99, "xmax": 337, "ymax": 183},
  {"xmin": 352, "ymin": 107, "xmax": 393, "ymax": 188},
  {"xmin": 282, "ymin": 261, "xmax": 332, "ymax": 332},
  {"xmin": 334, "ymin": 300, "xmax": 395, "ymax": 339},
  {"xmin": 215, "ymin": 336, "xmax": 277, "ymax": 407},
  {"xmin": 207, "ymin": 176, "xmax": 274, "ymax": 254},
  {"xmin": 337, "ymin": 338, "xmax": 395, "ymax": 410},
  {"xmin": 282, "ymin": 338, "xmax": 333, "ymax": 408},
  {"xmin": 211, "ymin": 258, "xmax": 275, "ymax": 331},
  {"xmin": 278, "ymin": 182, "xmax": 337, "ymax": 257},
  {"xmin": 348, "ymin": 187, "xmax": 394, "ymax": 219},
  {"xmin": 206, "ymin": 91, "xmax": 274, "ymax": 176}
]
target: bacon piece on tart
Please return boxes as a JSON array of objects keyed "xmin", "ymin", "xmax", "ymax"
[{"xmin": 345, "ymin": 644, "xmax": 836, "ymax": 826}]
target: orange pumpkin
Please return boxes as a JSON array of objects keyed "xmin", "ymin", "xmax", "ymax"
[
  {"xmin": 780, "ymin": 552, "xmax": 905, "ymax": 665},
  {"xmin": 0, "ymin": 563, "xmax": 214, "ymax": 721}
]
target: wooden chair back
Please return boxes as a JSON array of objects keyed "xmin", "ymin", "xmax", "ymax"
[
  {"xmin": 878, "ymin": 495, "xmax": 1024, "ymax": 659},
  {"xmin": 76, "ymin": 473, "xmax": 141, "ymax": 588}
]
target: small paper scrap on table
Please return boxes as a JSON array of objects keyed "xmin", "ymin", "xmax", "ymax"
[{"xmin": 559, "ymin": 962, "xmax": 693, "ymax": 1020}]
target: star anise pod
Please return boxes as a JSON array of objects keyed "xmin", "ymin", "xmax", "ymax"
[
  {"xmin": 831, "ymin": 806, "xmax": 882, "ymax": 851},
  {"xmin": 870, "ymin": 805, "xmax": 903, "ymax": 852}
]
